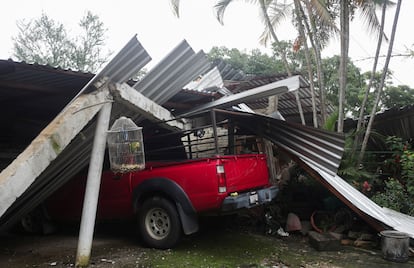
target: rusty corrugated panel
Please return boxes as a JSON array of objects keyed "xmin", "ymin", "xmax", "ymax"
[{"xmin": 133, "ymin": 40, "xmax": 211, "ymax": 105}]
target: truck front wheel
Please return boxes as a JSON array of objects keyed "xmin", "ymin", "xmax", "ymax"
[{"xmin": 137, "ymin": 196, "xmax": 182, "ymax": 249}]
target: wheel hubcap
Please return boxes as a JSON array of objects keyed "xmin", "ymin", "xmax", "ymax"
[{"xmin": 145, "ymin": 208, "xmax": 170, "ymax": 240}]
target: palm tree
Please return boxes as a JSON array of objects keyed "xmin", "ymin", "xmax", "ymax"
[
  {"xmin": 301, "ymin": 0, "xmax": 337, "ymax": 126},
  {"xmin": 293, "ymin": 0, "xmax": 318, "ymax": 127},
  {"xmin": 337, "ymin": 0, "xmax": 350, "ymax": 133},
  {"xmin": 216, "ymin": 0, "xmax": 294, "ymax": 76},
  {"xmin": 214, "ymin": 0, "xmax": 305, "ymax": 127},
  {"xmin": 214, "ymin": 0, "xmax": 335, "ymax": 127},
  {"xmin": 357, "ymin": 0, "xmax": 402, "ymax": 165},
  {"xmin": 337, "ymin": 0, "xmax": 389, "ymax": 133},
  {"xmin": 353, "ymin": 1, "xmax": 392, "ymax": 156}
]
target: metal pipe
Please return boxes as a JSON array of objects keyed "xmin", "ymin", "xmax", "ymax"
[
  {"xmin": 76, "ymin": 101, "xmax": 113, "ymax": 267},
  {"xmin": 186, "ymin": 133, "xmax": 193, "ymax": 159},
  {"xmin": 210, "ymin": 109, "xmax": 219, "ymax": 155}
]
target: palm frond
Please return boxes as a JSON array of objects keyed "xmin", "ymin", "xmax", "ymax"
[
  {"xmin": 358, "ymin": 0, "xmax": 392, "ymax": 42},
  {"xmin": 308, "ymin": 0, "xmax": 333, "ymax": 26},
  {"xmin": 258, "ymin": 1, "xmax": 292, "ymax": 46},
  {"xmin": 214, "ymin": 0, "xmax": 237, "ymax": 25},
  {"xmin": 307, "ymin": 0, "xmax": 338, "ymax": 33},
  {"xmin": 214, "ymin": 0, "xmax": 266, "ymax": 25},
  {"xmin": 170, "ymin": 0, "xmax": 180, "ymax": 18}
]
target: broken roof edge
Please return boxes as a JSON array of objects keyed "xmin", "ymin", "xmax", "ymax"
[
  {"xmin": 0, "ymin": 88, "xmax": 111, "ymax": 218},
  {"xmin": 65, "ymin": 35, "xmax": 151, "ymax": 110},
  {"xmin": 178, "ymin": 75, "xmax": 302, "ymax": 118},
  {"xmin": 301, "ymin": 157, "xmax": 414, "ymax": 239},
  {"xmin": 109, "ymin": 82, "xmax": 189, "ymax": 131}
]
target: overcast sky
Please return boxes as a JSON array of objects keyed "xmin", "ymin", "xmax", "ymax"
[{"xmin": 1, "ymin": 0, "xmax": 413, "ymax": 87}]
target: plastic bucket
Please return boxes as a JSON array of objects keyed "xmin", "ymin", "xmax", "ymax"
[{"xmin": 380, "ymin": 230, "xmax": 409, "ymax": 263}]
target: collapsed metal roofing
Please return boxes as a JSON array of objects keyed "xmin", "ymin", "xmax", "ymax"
[
  {"xmin": 0, "ymin": 36, "xmax": 206, "ymax": 230},
  {"xmin": 344, "ymin": 105, "xmax": 414, "ymax": 148},
  {"xmin": 215, "ymin": 109, "xmax": 414, "ymax": 238},
  {"xmin": 179, "ymin": 76, "xmax": 303, "ymax": 118},
  {"xmin": 223, "ymin": 73, "xmax": 333, "ymax": 122},
  {"xmin": 1, "ymin": 34, "xmax": 414, "ymax": 242}
]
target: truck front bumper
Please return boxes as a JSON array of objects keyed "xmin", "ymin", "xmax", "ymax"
[{"xmin": 221, "ymin": 185, "xmax": 278, "ymax": 212}]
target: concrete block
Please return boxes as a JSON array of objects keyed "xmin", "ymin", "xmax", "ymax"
[{"xmin": 308, "ymin": 231, "xmax": 341, "ymax": 251}]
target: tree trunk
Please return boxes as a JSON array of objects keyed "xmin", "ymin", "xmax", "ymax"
[
  {"xmin": 294, "ymin": 0, "xmax": 317, "ymax": 127},
  {"xmin": 354, "ymin": 1, "xmax": 387, "ymax": 156},
  {"xmin": 338, "ymin": 0, "xmax": 350, "ymax": 133},
  {"xmin": 358, "ymin": 0, "xmax": 402, "ymax": 165},
  {"xmin": 304, "ymin": 0, "xmax": 327, "ymax": 126}
]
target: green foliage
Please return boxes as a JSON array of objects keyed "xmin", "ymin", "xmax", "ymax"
[
  {"xmin": 12, "ymin": 11, "xmax": 111, "ymax": 73},
  {"xmin": 271, "ymin": 40, "xmax": 310, "ymax": 73},
  {"xmin": 370, "ymin": 136, "xmax": 414, "ymax": 215},
  {"xmin": 401, "ymin": 149, "xmax": 414, "ymax": 195},
  {"xmin": 371, "ymin": 178, "xmax": 410, "ymax": 212},
  {"xmin": 322, "ymin": 109, "xmax": 338, "ymax": 131},
  {"xmin": 208, "ymin": 46, "xmax": 412, "ymax": 117},
  {"xmin": 322, "ymin": 55, "xmax": 368, "ymax": 116},
  {"xmin": 337, "ymin": 130, "xmax": 374, "ymax": 186},
  {"xmin": 207, "ymin": 46, "xmax": 284, "ymax": 76},
  {"xmin": 381, "ymin": 84, "xmax": 414, "ymax": 109}
]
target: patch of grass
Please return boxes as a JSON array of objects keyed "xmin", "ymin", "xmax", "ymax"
[{"xmin": 144, "ymin": 230, "xmax": 284, "ymax": 268}]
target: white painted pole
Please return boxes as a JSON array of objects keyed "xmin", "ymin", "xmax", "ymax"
[{"xmin": 76, "ymin": 101, "xmax": 112, "ymax": 267}]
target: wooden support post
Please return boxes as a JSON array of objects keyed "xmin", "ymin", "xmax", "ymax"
[{"xmin": 228, "ymin": 119, "xmax": 235, "ymax": 155}]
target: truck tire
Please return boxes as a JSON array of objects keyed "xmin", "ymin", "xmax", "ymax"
[{"xmin": 137, "ymin": 196, "xmax": 182, "ymax": 249}]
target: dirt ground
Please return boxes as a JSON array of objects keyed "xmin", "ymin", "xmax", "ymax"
[{"xmin": 1, "ymin": 218, "xmax": 413, "ymax": 268}]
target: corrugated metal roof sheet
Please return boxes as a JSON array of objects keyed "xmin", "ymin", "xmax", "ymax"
[
  {"xmin": 306, "ymin": 161, "xmax": 414, "ymax": 239},
  {"xmin": 133, "ymin": 40, "xmax": 211, "ymax": 105},
  {"xmin": 212, "ymin": 59, "xmax": 246, "ymax": 81},
  {"xmin": 222, "ymin": 73, "xmax": 334, "ymax": 121},
  {"xmin": 344, "ymin": 105, "xmax": 414, "ymax": 147},
  {"xmin": 213, "ymin": 109, "xmax": 414, "ymax": 238},
  {"xmin": 70, "ymin": 35, "xmax": 151, "ymax": 101},
  {"xmin": 180, "ymin": 76, "xmax": 302, "ymax": 118},
  {"xmin": 215, "ymin": 109, "xmax": 345, "ymax": 175},
  {"xmin": 184, "ymin": 66, "xmax": 223, "ymax": 92}
]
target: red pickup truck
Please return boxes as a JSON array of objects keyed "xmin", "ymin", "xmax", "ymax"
[
  {"xmin": 38, "ymin": 112, "xmax": 278, "ymax": 249},
  {"xmin": 46, "ymin": 152, "xmax": 277, "ymax": 249}
]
